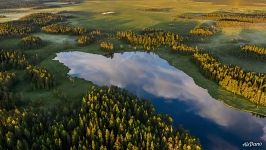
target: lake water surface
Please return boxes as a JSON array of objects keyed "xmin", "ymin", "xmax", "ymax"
[{"xmin": 54, "ymin": 51, "xmax": 266, "ymax": 150}]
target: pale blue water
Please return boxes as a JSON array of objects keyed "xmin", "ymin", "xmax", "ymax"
[{"xmin": 54, "ymin": 51, "xmax": 266, "ymax": 150}]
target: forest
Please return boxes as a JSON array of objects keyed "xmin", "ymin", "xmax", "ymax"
[
  {"xmin": 0, "ymin": 50, "xmax": 30, "ymax": 109},
  {"xmin": 0, "ymin": 21, "xmax": 36, "ymax": 37},
  {"xmin": 189, "ymin": 24, "xmax": 219, "ymax": 37},
  {"xmin": 77, "ymin": 30, "xmax": 101, "ymax": 46},
  {"xmin": 42, "ymin": 23, "xmax": 87, "ymax": 35},
  {"xmin": 181, "ymin": 12, "xmax": 266, "ymax": 23},
  {"xmin": 100, "ymin": 41, "xmax": 114, "ymax": 51},
  {"xmin": 0, "ymin": 50, "xmax": 29, "ymax": 70},
  {"xmin": 0, "ymin": 13, "xmax": 65, "ymax": 38},
  {"xmin": 20, "ymin": 36, "xmax": 43, "ymax": 49},
  {"xmin": 26, "ymin": 65, "xmax": 55, "ymax": 89},
  {"xmin": 0, "ymin": 49, "xmax": 54, "ymax": 111},
  {"xmin": 0, "ymin": 86, "xmax": 201, "ymax": 149},
  {"xmin": 0, "ymin": 0, "xmax": 82, "ymax": 9},
  {"xmin": 193, "ymin": 53, "xmax": 266, "ymax": 106},
  {"xmin": 180, "ymin": 11, "xmax": 266, "ymax": 27},
  {"xmin": 240, "ymin": 44, "xmax": 266, "ymax": 56},
  {"xmin": 117, "ymin": 31, "xmax": 181, "ymax": 50}
]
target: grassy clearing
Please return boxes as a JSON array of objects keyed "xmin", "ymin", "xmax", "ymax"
[{"xmin": 66, "ymin": 0, "xmax": 222, "ymax": 31}]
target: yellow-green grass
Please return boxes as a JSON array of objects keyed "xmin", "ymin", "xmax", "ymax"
[{"xmin": 65, "ymin": 0, "xmax": 266, "ymax": 30}]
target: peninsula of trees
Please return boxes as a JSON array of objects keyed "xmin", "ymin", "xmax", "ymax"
[
  {"xmin": 240, "ymin": 45, "xmax": 266, "ymax": 56},
  {"xmin": 193, "ymin": 53, "xmax": 266, "ymax": 106}
]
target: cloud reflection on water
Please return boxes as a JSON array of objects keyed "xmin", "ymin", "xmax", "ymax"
[{"xmin": 54, "ymin": 51, "xmax": 266, "ymax": 148}]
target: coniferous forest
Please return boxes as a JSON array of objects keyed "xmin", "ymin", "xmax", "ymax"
[{"xmin": 0, "ymin": 86, "xmax": 201, "ymax": 150}]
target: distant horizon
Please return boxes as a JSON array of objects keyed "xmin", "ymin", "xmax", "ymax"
[{"xmin": 193, "ymin": 0, "xmax": 266, "ymax": 5}]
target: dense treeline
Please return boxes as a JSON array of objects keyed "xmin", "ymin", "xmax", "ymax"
[
  {"xmin": 0, "ymin": 50, "xmax": 28, "ymax": 109},
  {"xmin": 187, "ymin": 22, "xmax": 221, "ymax": 43},
  {"xmin": 100, "ymin": 41, "xmax": 114, "ymax": 51},
  {"xmin": 41, "ymin": 23, "xmax": 86, "ymax": 35},
  {"xmin": 0, "ymin": 50, "xmax": 54, "ymax": 89},
  {"xmin": 0, "ymin": 72, "xmax": 16, "ymax": 89},
  {"xmin": 26, "ymin": 65, "xmax": 55, "ymax": 89},
  {"xmin": 193, "ymin": 53, "xmax": 266, "ymax": 106},
  {"xmin": 0, "ymin": 86, "xmax": 201, "ymax": 150},
  {"xmin": 0, "ymin": 0, "xmax": 37, "ymax": 9},
  {"xmin": 77, "ymin": 35, "xmax": 94, "ymax": 45},
  {"xmin": 77, "ymin": 30, "xmax": 101, "ymax": 46},
  {"xmin": 0, "ymin": 0, "xmax": 82, "ymax": 9},
  {"xmin": 117, "ymin": 31, "xmax": 181, "ymax": 50},
  {"xmin": 240, "ymin": 44, "xmax": 266, "ymax": 56},
  {"xmin": 0, "ymin": 21, "xmax": 36, "ymax": 37},
  {"xmin": 20, "ymin": 13, "xmax": 65, "ymax": 27},
  {"xmin": 181, "ymin": 12, "xmax": 266, "ymax": 28},
  {"xmin": 190, "ymin": 27, "xmax": 214, "ymax": 36},
  {"xmin": 0, "ymin": 53, "xmax": 21, "ymax": 110},
  {"xmin": 0, "ymin": 50, "xmax": 29, "ymax": 70},
  {"xmin": 77, "ymin": 35, "xmax": 94, "ymax": 46},
  {"xmin": 190, "ymin": 26, "xmax": 219, "ymax": 37},
  {"xmin": 0, "ymin": 13, "xmax": 65, "ymax": 38},
  {"xmin": 0, "ymin": 71, "xmax": 18, "ymax": 109},
  {"xmin": 116, "ymin": 31, "xmax": 200, "ymax": 54},
  {"xmin": 181, "ymin": 12, "xmax": 266, "ymax": 23},
  {"xmin": 20, "ymin": 36, "xmax": 43, "ymax": 49},
  {"xmin": 172, "ymin": 44, "xmax": 199, "ymax": 54}
]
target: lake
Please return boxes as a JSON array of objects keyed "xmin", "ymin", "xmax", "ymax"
[{"xmin": 54, "ymin": 51, "xmax": 266, "ymax": 150}]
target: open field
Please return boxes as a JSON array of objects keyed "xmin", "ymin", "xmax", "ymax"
[{"xmin": 66, "ymin": 0, "xmax": 266, "ymax": 30}]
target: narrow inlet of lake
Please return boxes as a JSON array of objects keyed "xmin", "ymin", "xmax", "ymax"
[{"xmin": 54, "ymin": 51, "xmax": 266, "ymax": 150}]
